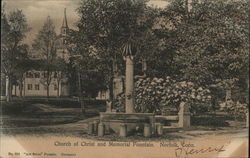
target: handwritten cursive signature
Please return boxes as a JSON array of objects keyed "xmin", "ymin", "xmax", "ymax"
[{"xmin": 175, "ymin": 145, "xmax": 226, "ymax": 157}]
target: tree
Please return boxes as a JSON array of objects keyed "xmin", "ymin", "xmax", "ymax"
[
  {"xmin": 32, "ymin": 16, "xmax": 57, "ymax": 100},
  {"xmin": 13, "ymin": 45, "xmax": 34, "ymax": 97},
  {"xmin": 53, "ymin": 58, "xmax": 68, "ymax": 97},
  {"xmin": 75, "ymin": 0, "xmax": 159, "ymax": 101},
  {"xmin": 1, "ymin": 8, "xmax": 30, "ymax": 101},
  {"xmin": 67, "ymin": 29, "xmax": 106, "ymax": 113}
]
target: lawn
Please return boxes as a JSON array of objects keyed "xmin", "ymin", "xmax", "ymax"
[{"xmin": 0, "ymin": 98, "xmax": 247, "ymax": 140}]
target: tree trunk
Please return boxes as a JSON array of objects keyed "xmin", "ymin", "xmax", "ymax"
[
  {"xmin": 57, "ymin": 80, "xmax": 60, "ymax": 98},
  {"xmin": 142, "ymin": 59, "xmax": 147, "ymax": 76},
  {"xmin": 47, "ymin": 85, "xmax": 50, "ymax": 101},
  {"xmin": 109, "ymin": 60, "xmax": 114, "ymax": 101},
  {"xmin": 246, "ymin": 77, "xmax": 249, "ymax": 104},
  {"xmin": 8, "ymin": 77, "xmax": 13, "ymax": 102},
  {"xmin": 19, "ymin": 75, "xmax": 25, "ymax": 98},
  {"xmin": 19, "ymin": 82, "xmax": 23, "ymax": 98},
  {"xmin": 23, "ymin": 77, "xmax": 26, "ymax": 97},
  {"xmin": 6, "ymin": 76, "xmax": 10, "ymax": 102},
  {"xmin": 14, "ymin": 85, "xmax": 17, "ymax": 96},
  {"xmin": 78, "ymin": 71, "xmax": 85, "ymax": 113},
  {"xmin": 109, "ymin": 79, "xmax": 114, "ymax": 101}
]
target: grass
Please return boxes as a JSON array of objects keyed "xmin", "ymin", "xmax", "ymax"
[{"xmin": 0, "ymin": 99, "xmax": 106, "ymax": 131}]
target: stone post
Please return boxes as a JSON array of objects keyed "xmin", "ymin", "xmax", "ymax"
[
  {"xmin": 88, "ymin": 122, "xmax": 94, "ymax": 135},
  {"xmin": 98, "ymin": 122, "xmax": 105, "ymax": 136},
  {"xmin": 93, "ymin": 121, "xmax": 98, "ymax": 134},
  {"xmin": 106, "ymin": 100, "xmax": 112, "ymax": 112},
  {"xmin": 178, "ymin": 102, "xmax": 191, "ymax": 128},
  {"xmin": 246, "ymin": 112, "xmax": 249, "ymax": 128},
  {"xmin": 119, "ymin": 123, "xmax": 127, "ymax": 137},
  {"xmin": 156, "ymin": 123, "xmax": 163, "ymax": 136},
  {"xmin": 125, "ymin": 56, "xmax": 135, "ymax": 113},
  {"xmin": 144, "ymin": 124, "xmax": 151, "ymax": 137}
]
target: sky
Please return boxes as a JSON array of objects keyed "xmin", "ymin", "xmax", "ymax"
[{"xmin": 3, "ymin": 0, "xmax": 169, "ymax": 45}]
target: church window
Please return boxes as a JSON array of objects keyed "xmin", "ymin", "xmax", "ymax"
[
  {"xmin": 34, "ymin": 72, "xmax": 40, "ymax": 78},
  {"xmin": 54, "ymin": 84, "xmax": 58, "ymax": 90},
  {"xmin": 26, "ymin": 72, "xmax": 34, "ymax": 78},
  {"xmin": 43, "ymin": 72, "xmax": 48, "ymax": 78},
  {"xmin": 27, "ymin": 84, "xmax": 32, "ymax": 90},
  {"xmin": 35, "ymin": 84, "xmax": 40, "ymax": 90}
]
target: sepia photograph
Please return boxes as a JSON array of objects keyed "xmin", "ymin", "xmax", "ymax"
[{"xmin": 0, "ymin": 0, "xmax": 249, "ymax": 158}]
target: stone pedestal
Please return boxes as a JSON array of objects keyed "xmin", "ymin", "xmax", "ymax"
[
  {"xmin": 178, "ymin": 102, "xmax": 191, "ymax": 128},
  {"xmin": 125, "ymin": 56, "xmax": 135, "ymax": 113}
]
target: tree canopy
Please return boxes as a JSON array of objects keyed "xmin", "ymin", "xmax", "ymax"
[
  {"xmin": 72, "ymin": 0, "xmax": 249, "ymax": 103},
  {"xmin": 158, "ymin": 0, "xmax": 249, "ymax": 86},
  {"xmin": 1, "ymin": 7, "xmax": 30, "ymax": 101}
]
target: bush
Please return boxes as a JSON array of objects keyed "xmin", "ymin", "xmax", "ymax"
[
  {"xmin": 114, "ymin": 77, "xmax": 212, "ymax": 114},
  {"xmin": 219, "ymin": 100, "xmax": 248, "ymax": 120}
]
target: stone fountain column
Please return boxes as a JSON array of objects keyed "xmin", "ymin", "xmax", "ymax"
[{"xmin": 125, "ymin": 55, "xmax": 135, "ymax": 113}]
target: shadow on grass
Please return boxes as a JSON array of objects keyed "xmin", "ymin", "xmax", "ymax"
[
  {"xmin": 0, "ymin": 99, "xmax": 105, "ymax": 130},
  {"xmin": 191, "ymin": 113, "xmax": 232, "ymax": 127},
  {"xmin": 1, "ymin": 99, "xmax": 106, "ymax": 114}
]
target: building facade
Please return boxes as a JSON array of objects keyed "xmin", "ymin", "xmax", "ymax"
[{"xmin": 12, "ymin": 70, "xmax": 70, "ymax": 97}]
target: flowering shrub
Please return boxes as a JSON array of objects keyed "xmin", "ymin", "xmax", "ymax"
[
  {"xmin": 114, "ymin": 77, "xmax": 212, "ymax": 114},
  {"xmin": 220, "ymin": 100, "xmax": 248, "ymax": 120}
]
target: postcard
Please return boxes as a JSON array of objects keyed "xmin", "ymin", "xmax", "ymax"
[{"xmin": 1, "ymin": 0, "xmax": 249, "ymax": 158}]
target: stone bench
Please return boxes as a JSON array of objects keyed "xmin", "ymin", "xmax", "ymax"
[{"xmin": 155, "ymin": 102, "xmax": 191, "ymax": 128}]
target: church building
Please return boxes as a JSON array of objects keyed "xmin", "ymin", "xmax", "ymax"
[{"xmin": 12, "ymin": 9, "xmax": 71, "ymax": 97}]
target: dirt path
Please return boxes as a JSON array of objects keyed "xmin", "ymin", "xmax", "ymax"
[{"xmin": 1, "ymin": 129, "xmax": 248, "ymax": 158}]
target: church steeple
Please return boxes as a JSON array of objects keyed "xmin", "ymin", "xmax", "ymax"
[{"xmin": 61, "ymin": 8, "xmax": 68, "ymax": 37}]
